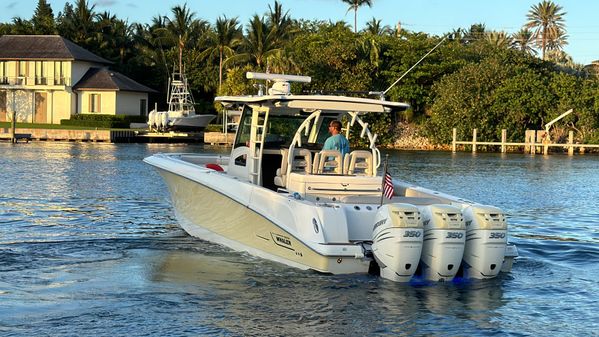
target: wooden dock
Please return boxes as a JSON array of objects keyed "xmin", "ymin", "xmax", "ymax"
[
  {"xmin": 452, "ymin": 128, "xmax": 599, "ymax": 155},
  {"xmin": 204, "ymin": 132, "xmax": 234, "ymax": 145}
]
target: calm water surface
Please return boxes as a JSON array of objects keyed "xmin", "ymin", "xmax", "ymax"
[{"xmin": 0, "ymin": 142, "xmax": 597, "ymax": 336}]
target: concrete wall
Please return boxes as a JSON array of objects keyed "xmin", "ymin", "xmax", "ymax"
[{"xmin": 116, "ymin": 91, "xmax": 148, "ymax": 116}]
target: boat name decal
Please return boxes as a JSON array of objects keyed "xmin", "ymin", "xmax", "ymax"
[
  {"xmin": 271, "ymin": 233, "xmax": 294, "ymax": 251},
  {"xmin": 373, "ymin": 218, "xmax": 387, "ymax": 230}
]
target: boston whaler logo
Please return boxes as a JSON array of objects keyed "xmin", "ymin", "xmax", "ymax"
[{"xmin": 271, "ymin": 232, "xmax": 294, "ymax": 251}]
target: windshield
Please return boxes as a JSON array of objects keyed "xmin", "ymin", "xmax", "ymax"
[{"xmin": 234, "ymin": 107, "xmax": 309, "ymax": 148}]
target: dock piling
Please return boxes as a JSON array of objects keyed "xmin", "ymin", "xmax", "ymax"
[
  {"xmin": 452, "ymin": 128, "xmax": 457, "ymax": 153},
  {"xmin": 501, "ymin": 129, "xmax": 507, "ymax": 153},
  {"xmin": 10, "ymin": 110, "xmax": 16, "ymax": 143},
  {"xmin": 568, "ymin": 131, "xmax": 574, "ymax": 156},
  {"xmin": 472, "ymin": 128, "xmax": 477, "ymax": 153}
]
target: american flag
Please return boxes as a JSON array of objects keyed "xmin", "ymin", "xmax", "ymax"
[{"xmin": 383, "ymin": 172, "xmax": 394, "ymax": 199}]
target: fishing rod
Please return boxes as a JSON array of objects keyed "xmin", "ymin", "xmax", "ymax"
[{"xmin": 373, "ymin": 34, "xmax": 448, "ymax": 99}]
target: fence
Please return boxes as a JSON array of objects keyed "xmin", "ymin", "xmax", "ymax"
[{"xmin": 451, "ymin": 128, "xmax": 599, "ymax": 155}]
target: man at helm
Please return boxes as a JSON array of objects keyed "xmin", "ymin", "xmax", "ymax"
[{"xmin": 324, "ymin": 120, "xmax": 350, "ymax": 157}]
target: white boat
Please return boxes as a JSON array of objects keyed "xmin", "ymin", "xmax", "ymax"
[
  {"xmin": 148, "ymin": 70, "xmax": 215, "ymax": 132},
  {"xmin": 144, "ymin": 72, "xmax": 518, "ymax": 282}
]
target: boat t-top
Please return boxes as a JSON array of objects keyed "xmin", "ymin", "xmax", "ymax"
[
  {"xmin": 144, "ymin": 72, "xmax": 518, "ymax": 282},
  {"xmin": 148, "ymin": 68, "xmax": 215, "ymax": 132}
]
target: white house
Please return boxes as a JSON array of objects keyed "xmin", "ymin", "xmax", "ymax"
[{"xmin": 0, "ymin": 35, "xmax": 156, "ymax": 124}]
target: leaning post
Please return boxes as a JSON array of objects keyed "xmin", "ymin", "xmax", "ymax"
[
  {"xmin": 472, "ymin": 128, "xmax": 477, "ymax": 153},
  {"xmin": 452, "ymin": 128, "xmax": 457, "ymax": 153},
  {"xmin": 501, "ymin": 129, "xmax": 507, "ymax": 153}
]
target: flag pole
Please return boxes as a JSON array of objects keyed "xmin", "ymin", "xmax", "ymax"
[{"xmin": 380, "ymin": 154, "xmax": 389, "ymax": 207}]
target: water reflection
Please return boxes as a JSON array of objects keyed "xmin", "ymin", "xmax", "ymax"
[
  {"xmin": 1, "ymin": 144, "xmax": 598, "ymax": 336},
  {"xmin": 150, "ymin": 249, "xmax": 509, "ymax": 336}
]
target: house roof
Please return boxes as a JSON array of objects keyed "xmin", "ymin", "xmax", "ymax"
[
  {"xmin": 73, "ymin": 67, "xmax": 157, "ymax": 93},
  {"xmin": 0, "ymin": 35, "xmax": 112, "ymax": 64}
]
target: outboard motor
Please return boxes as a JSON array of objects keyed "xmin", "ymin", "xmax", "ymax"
[
  {"xmin": 159, "ymin": 112, "xmax": 169, "ymax": 131},
  {"xmin": 461, "ymin": 205, "xmax": 508, "ymax": 279},
  {"xmin": 147, "ymin": 110, "xmax": 156, "ymax": 130},
  {"xmin": 372, "ymin": 203, "xmax": 423, "ymax": 282},
  {"xmin": 418, "ymin": 204, "xmax": 465, "ymax": 282}
]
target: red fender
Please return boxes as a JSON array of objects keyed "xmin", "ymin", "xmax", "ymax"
[{"xmin": 205, "ymin": 163, "xmax": 224, "ymax": 172}]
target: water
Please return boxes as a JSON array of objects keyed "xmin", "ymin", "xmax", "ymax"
[{"xmin": 0, "ymin": 142, "xmax": 597, "ymax": 336}]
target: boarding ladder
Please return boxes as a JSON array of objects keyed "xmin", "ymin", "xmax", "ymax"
[{"xmin": 248, "ymin": 108, "xmax": 269, "ymax": 185}]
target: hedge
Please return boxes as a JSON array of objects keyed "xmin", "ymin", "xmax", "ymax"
[{"xmin": 61, "ymin": 114, "xmax": 146, "ymax": 128}]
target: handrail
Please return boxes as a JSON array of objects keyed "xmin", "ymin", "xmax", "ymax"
[{"xmin": 287, "ymin": 111, "xmax": 381, "ymax": 178}]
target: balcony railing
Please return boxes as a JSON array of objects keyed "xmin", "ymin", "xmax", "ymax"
[{"xmin": 0, "ymin": 76, "xmax": 71, "ymax": 86}]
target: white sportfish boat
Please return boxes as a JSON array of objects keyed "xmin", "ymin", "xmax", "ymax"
[
  {"xmin": 145, "ymin": 73, "xmax": 518, "ymax": 282},
  {"xmin": 148, "ymin": 70, "xmax": 215, "ymax": 132}
]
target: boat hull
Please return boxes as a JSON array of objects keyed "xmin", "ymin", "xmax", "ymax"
[
  {"xmin": 155, "ymin": 167, "xmax": 370, "ymax": 274},
  {"xmin": 168, "ymin": 114, "xmax": 216, "ymax": 131}
]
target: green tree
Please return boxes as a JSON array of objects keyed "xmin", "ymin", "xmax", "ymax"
[
  {"xmin": 233, "ymin": 15, "xmax": 281, "ymax": 69},
  {"xmin": 341, "ymin": 0, "xmax": 373, "ymax": 33},
  {"xmin": 56, "ymin": 0, "xmax": 98, "ymax": 49},
  {"xmin": 267, "ymin": 0, "xmax": 294, "ymax": 43},
  {"xmin": 363, "ymin": 17, "xmax": 391, "ymax": 35},
  {"xmin": 10, "ymin": 18, "xmax": 34, "ymax": 34},
  {"xmin": 162, "ymin": 4, "xmax": 207, "ymax": 73},
  {"xmin": 512, "ymin": 28, "xmax": 537, "ymax": 55},
  {"xmin": 201, "ymin": 16, "xmax": 242, "ymax": 91},
  {"xmin": 526, "ymin": 0, "xmax": 567, "ymax": 60},
  {"xmin": 96, "ymin": 12, "xmax": 133, "ymax": 66},
  {"xmin": 31, "ymin": 0, "xmax": 56, "ymax": 34},
  {"xmin": 485, "ymin": 31, "xmax": 513, "ymax": 49}
]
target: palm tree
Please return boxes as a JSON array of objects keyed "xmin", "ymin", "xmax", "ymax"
[
  {"xmin": 512, "ymin": 28, "xmax": 537, "ymax": 55},
  {"xmin": 233, "ymin": 15, "xmax": 281, "ymax": 69},
  {"xmin": 526, "ymin": 0, "xmax": 566, "ymax": 60},
  {"xmin": 341, "ymin": 0, "xmax": 373, "ymax": 33},
  {"xmin": 485, "ymin": 31, "xmax": 513, "ymax": 49},
  {"xmin": 163, "ymin": 4, "xmax": 207, "ymax": 73},
  {"xmin": 57, "ymin": 0, "xmax": 97, "ymax": 48},
  {"xmin": 201, "ymin": 16, "xmax": 242, "ymax": 91},
  {"xmin": 363, "ymin": 17, "xmax": 391, "ymax": 35},
  {"xmin": 267, "ymin": 0, "xmax": 293, "ymax": 43}
]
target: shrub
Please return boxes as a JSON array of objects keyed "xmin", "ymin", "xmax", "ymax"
[{"xmin": 61, "ymin": 114, "xmax": 146, "ymax": 128}]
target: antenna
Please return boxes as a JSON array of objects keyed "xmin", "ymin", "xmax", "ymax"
[
  {"xmin": 382, "ymin": 35, "xmax": 448, "ymax": 96},
  {"xmin": 246, "ymin": 72, "xmax": 311, "ymax": 83},
  {"xmin": 247, "ymin": 72, "xmax": 311, "ymax": 95}
]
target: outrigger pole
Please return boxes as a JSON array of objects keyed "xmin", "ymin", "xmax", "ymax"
[{"xmin": 380, "ymin": 35, "xmax": 448, "ymax": 97}]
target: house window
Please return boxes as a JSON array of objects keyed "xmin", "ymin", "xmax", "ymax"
[
  {"xmin": 90, "ymin": 94, "xmax": 101, "ymax": 113},
  {"xmin": 35, "ymin": 61, "xmax": 46, "ymax": 85},
  {"xmin": 17, "ymin": 61, "xmax": 27, "ymax": 85},
  {"xmin": 54, "ymin": 61, "xmax": 65, "ymax": 85},
  {"xmin": 18, "ymin": 61, "xmax": 27, "ymax": 77},
  {"xmin": 139, "ymin": 99, "xmax": 147, "ymax": 116},
  {"xmin": 0, "ymin": 62, "xmax": 6, "ymax": 84}
]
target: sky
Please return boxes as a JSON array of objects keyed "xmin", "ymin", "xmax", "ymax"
[{"xmin": 2, "ymin": 0, "xmax": 599, "ymax": 64}]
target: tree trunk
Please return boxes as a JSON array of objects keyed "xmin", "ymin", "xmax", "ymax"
[
  {"xmin": 541, "ymin": 24, "xmax": 547, "ymax": 60},
  {"xmin": 354, "ymin": 8, "xmax": 358, "ymax": 33},
  {"xmin": 219, "ymin": 49, "xmax": 223, "ymax": 92}
]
